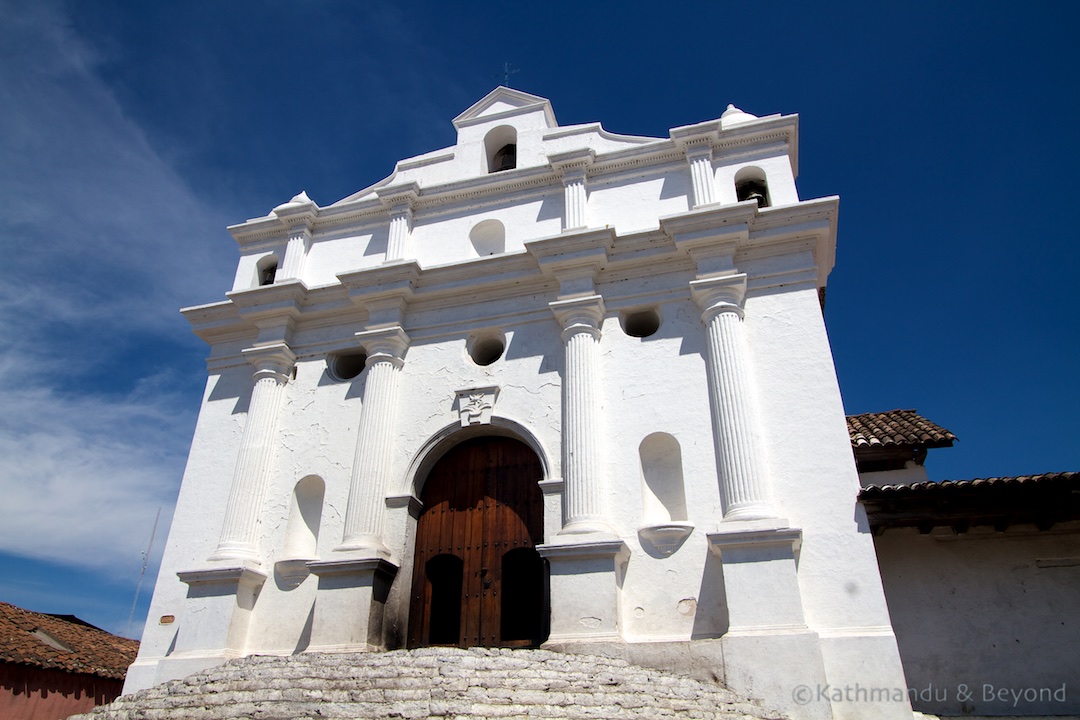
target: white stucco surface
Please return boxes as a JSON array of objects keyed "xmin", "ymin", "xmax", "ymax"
[
  {"xmin": 875, "ymin": 526, "xmax": 1080, "ymax": 717},
  {"xmin": 127, "ymin": 88, "xmax": 912, "ymax": 719}
]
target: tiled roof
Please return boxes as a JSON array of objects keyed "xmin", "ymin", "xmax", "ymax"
[
  {"xmin": 859, "ymin": 471, "xmax": 1080, "ymax": 496},
  {"xmin": 0, "ymin": 602, "xmax": 138, "ymax": 679},
  {"xmin": 847, "ymin": 409, "xmax": 957, "ymax": 450},
  {"xmin": 859, "ymin": 472, "xmax": 1080, "ymax": 534}
]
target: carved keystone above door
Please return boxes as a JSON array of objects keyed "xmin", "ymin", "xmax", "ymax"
[{"xmin": 454, "ymin": 386, "xmax": 500, "ymax": 427}]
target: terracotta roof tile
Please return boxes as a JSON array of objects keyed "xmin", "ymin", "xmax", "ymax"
[
  {"xmin": 0, "ymin": 602, "xmax": 138, "ymax": 679},
  {"xmin": 859, "ymin": 471, "xmax": 1080, "ymax": 496},
  {"xmin": 846, "ymin": 409, "xmax": 957, "ymax": 450},
  {"xmin": 859, "ymin": 472, "xmax": 1080, "ymax": 534}
]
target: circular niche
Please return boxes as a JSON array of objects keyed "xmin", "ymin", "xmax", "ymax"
[
  {"xmin": 620, "ymin": 308, "xmax": 661, "ymax": 338},
  {"xmin": 467, "ymin": 331, "xmax": 505, "ymax": 366},
  {"xmin": 328, "ymin": 350, "xmax": 368, "ymax": 381}
]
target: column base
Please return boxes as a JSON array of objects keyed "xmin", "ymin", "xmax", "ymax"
[
  {"xmin": 173, "ymin": 563, "xmax": 267, "ymax": 657},
  {"xmin": 721, "ymin": 628, "xmax": 832, "ymax": 720},
  {"xmin": 306, "ymin": 557, "xmax": 398, "ymax": 652},
  {"xmin": 206, "ymin": 542, "xmax": 263, "ymax": 565},
  {"xmin": 334, "ymin": 533, "xmax": 393, "ymax": 559},
  {"xmin": 538, "ymin": 539, "xmax": 628, "ymax": 642}
]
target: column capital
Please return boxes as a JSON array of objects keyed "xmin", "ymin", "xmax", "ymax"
[
  {"xmin": 271, "ymin": 191, "xmax": 319, "ymax": 229},
  {"xmin": 683, "ymin": 139, "xmax": 714, "ymax": 161},
  {"xmin": 376, "ymin": 181, "xmax": 421, "ymax": 212},
  {"xmin": 690, "ymin": 274, "xmax": 747, "ymax": 321},
  {"xmin": 242, "ymin": 342, "xmax": 296, "ymax": 381},
  {"xmin": 356, "ymin": 325, "xmax": 410, "ymax": 367},
  {"xmin": 550, "ymin": 295, "xmax": 605, "ymax": 341},
  {"xmin": 548, "ymin": 148, "xmax": 595, "ymax": 176}
]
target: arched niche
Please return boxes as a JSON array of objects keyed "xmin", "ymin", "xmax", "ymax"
[
  {"xmin": 276, "ymin": 475, "xmax": 325, "ymax": 586},
  {"xmin": 484, "ymin": 125, "xmax": 517, "ymax": 173},
  {"xmin": 255, "ymin": 254, "xmax": 279, "ymax": 287},
  {"xmin": 638, "ymin": 432, "xmax": 693, "ymax": 556},
  {"xmin": 734, "ymin": 166, "xmax": 770, "ymax": 208},
  {"xmin": 469, "ymin": 219, "xmax": 506, "ymax": 257}
]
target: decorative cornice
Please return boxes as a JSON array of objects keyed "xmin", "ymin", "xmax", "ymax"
[
  {"xmin": 536, "ymin": 539, "xmax": 629, "ymax": 561},
  {"xmin": 242, "ymin": 342, "xmax": 296, "ymax": 379},
  {"xmin": 547, "ymin": 148, "xmax": 596, "ymax": 175},
  {"xmin": 306, "ymin": 557, "xmax": 399, "ymax": 578},
  {"xmin": 376, "ymin": 181, "xmax": 421, "ymax": 210},
  {"xmin": 356, "ymin": 325, "xmax": 410, "ymax": 366},
  {"xmin": 690, "ymin": 274, "xmax": 748, "ymax": 321},
  {"xmin": 177, "ymin": 562, "xmax": 267, "ymax": 588},
  {"xmin": 550, "ymin": 295, "xmax": 606, "ymax": 341}
]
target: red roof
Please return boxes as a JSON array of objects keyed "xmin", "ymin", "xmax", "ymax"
[
  {"xmin": 859, "ymin": 472, "xmax": 1080, "ymax": 534},
  {"xmin": 847, "ymin": 409, "xmax": 957, "ymax": 450},
  {"xmin": 0, "ymin": 602, "xmax": 138, "ymax": 680}
]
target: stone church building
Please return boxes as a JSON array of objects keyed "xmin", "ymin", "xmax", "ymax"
[{"xmin": 125, "ymin": 88, "xmax": 919, "ymax": 719}]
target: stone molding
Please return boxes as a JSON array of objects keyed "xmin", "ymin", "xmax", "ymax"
[
  {"xmin": 177, "ymin": 563, "xmax": 268, "ymax": 590},
  {"xmin": 306, "ymin": 557, "xmax": 399, "ymax": 579},
  {"xmin": 189, "ymin": 198, "xmax": 836, "ymax": 355}
]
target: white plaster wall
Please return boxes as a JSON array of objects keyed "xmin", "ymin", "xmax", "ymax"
[
  {"xmin": 714, "ymin": 154, "xmax": 798, "ymax": 207},
  {"xmin": 454, "ymin": 106, "xmax": 553, "ymax": 176},
  {"xmin": 304, "ymin": 227, "xmax": 388, "ymax": 286},
  {"xmin": 542, "ymin": 124, "xmax": 658, "ymax": 156},
  {"xmin": 859, "ymin": 462, "xmax": 930, "ymax": 489},
  {"xmin": 410, "ymin": 194, "xmax": 562, "ymax": 266},
  {"xmin": 588, "ymin": 170, "xmax": 691, "ymax": 235},
  {"xmin": 743, "ymin": 281, "xmax": 912, "ymax": 714},
  {"xmin": 135, "ymin": 94, "xmax": 908, "ymax": 720},
  {"xmin": 233, "ymin": 245, "xmax": 286, "ymax": 292},
  {"xmin": 875, "ymin": 527, "xmax": 1080, "ymax": 716},
  {"xmin": 125, "ymin": 363, "xmax": 253, "ymax": 691},
  {"xmin": 595, "ymin": 297, "xmax": 724, "ymax": 641}
]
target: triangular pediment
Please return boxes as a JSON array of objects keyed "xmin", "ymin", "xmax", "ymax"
[{"xmin": 452, "ymin": 87, "xmax": 557, "ymax": 129}]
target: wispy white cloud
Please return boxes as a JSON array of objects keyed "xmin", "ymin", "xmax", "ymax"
[{"xmin": 0, "ymin": 0, "xmax": 233, "ymax": 586}]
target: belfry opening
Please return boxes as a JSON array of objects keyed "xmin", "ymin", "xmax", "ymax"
[{"xmin": 407, "ymin": 436, "xmax": 548, "ymax": 648}]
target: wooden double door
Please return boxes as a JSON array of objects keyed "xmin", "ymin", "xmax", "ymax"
[{"xmin": 408, "ymin": 436, "xmax": 547, "ymax": 648}]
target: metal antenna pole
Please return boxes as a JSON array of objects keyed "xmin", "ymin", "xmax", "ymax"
[
  {"xmin": 502, "ymin": 62, "xmax": 519, "ymax": 87},
  {"xmin": 126, "ymin": 507, "xmax": 161, "ymax": 638}
]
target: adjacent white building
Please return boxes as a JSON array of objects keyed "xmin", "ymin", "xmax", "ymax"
[{"xmin": 125, "ymin": 88, "xmax": 914, "ymax": 719}]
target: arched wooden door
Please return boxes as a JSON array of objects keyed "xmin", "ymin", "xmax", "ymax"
[{"xmin": 408, "ymin": 436, "xmax": 547, "ymax": 648}]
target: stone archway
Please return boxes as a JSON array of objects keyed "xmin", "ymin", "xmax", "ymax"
[{"xmin": 407, "ymin": 436, "xmax": 547, "ymax": 648}]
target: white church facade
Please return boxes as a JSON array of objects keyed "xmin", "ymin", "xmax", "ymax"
[{"xmin": 125, "ymin": 88, "xmax": 914, "ymax": 719}]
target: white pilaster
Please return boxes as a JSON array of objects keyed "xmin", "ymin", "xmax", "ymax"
[
  {"xmin": 686, "ymin": 142, "xmax": 717, "ymax": 207},
  {"xmin": 550, "ymin": 295, "xmax": 610, "ymax": 535},
  {"xmin": 377, "ymin": 182, "xmax": 420, "ymax": 262},
  {"xmin": 338, "ymin": 326, "xmax": 410, "ymax": 556},
  {"xmin": 691, "ymin": 274, "xmax": 775, "ymax": 520},
  {"xmin": 386, "ymin": 205, "xmax": 412, "ymax": 261},
  {"xmin": 278, "ymin": 224, "xmax": 312, "ymax": 282},
  {"xmin": 562, "ymin": 168, "xmax": 588, "ymax": 231},
  {"xmin": 548, "ymin": 149, "xmax": 594, "ymax": 232},
  {"xmin": 209, "ymin": 343, "xmax": 295, "ymax": 563}
]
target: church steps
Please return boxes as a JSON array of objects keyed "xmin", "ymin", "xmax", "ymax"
[{"xmin": 72, "ymin": 647, "xmax": 789, "ymax": 719}]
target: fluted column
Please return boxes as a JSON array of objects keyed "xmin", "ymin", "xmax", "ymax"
[
  {"xmin": 691, "ymin": 275, "xmax": 775, "ymax": 520},
  {"xmin": 278, "ymin": 224, "xmax": 312, "ymax": 282},
  {"xmin": 377, "ymin": 182, "xmax": 420, "ymax": 263},
  {"xmin": 686, "ymin": 142, "xmax": 716, "ymax": 207},
  {"xmin": 550, "ymin": 296, "xmax": 610, "ymax": 534},
  {"xmin": 209, "ymin": 344, "xmax": 295, "ymax": 563},
  {"xmin": 386, "ymin": 203, "xmax": 412, "ymax": 261},
  {"xmin": 338, "ymin": 326, "xmax": 410, "ymax": 555},
  {"xmin": 548, "ymin": 150, "xmax": 594, "ymax": 233},
  {"xmin": 562, "ymin": 167, "xmax": 588, "ymax": 231}
]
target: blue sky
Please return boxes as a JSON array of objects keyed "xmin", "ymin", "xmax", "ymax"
[{"xmin": 1, "ymin": 1, "xmax": 1077, "ymax": 638}]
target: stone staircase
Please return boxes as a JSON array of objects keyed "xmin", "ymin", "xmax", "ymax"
[{"xmin": 72, "ymin": 647, "xmax": 790, "ymax": 719}]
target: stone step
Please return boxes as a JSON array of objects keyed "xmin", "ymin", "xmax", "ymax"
[{"xmin": 72, "ymin": 647, "xmax": 790, "ymax": 720}]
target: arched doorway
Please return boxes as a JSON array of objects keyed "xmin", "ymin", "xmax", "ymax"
[{"xmin": 408, "ymin": 436, "xmax": 547, "ymax": 648}]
